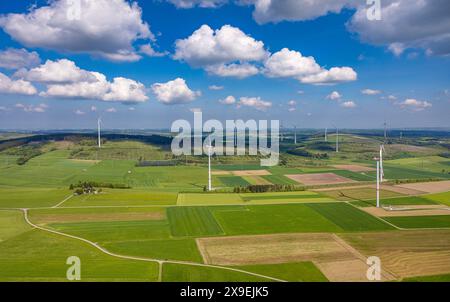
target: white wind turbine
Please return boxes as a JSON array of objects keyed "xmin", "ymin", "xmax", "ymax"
[
  {"xmin": 206, "ymin": 137, "xmax": 213, "ymax": 191},
  {"xmin": 379, "ymin": 144, "xmax": 385, "ymax": 182},
  {"xmin": 332, "ymin": 125, "xmax": 339, "ymax": 153},
  {"xmin": 97, "ymin": 117, "xmax": 102, "ymax": 149}
]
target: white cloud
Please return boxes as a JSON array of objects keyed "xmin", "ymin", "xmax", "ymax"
[
  {"xmin": 103, "ymin": 77, "xmax": 148, "ymax": 103},
  {"xmin": 205, "ymin": 63, "xmax": 259, "ymax": 78},
  {"xmin": 106, "ymin": 107, "xmax": 117, "ymax": 113},
  {"xmin": 128, "ymin": 107, "xmax": 136, "ymax": 111},
  {"xmin": 399, "ymin": 98, "xmax": 432, "ymax": 111},
  {"xmin": 243, "ymin": 0, "xmax": 353, "ymax": 24},
  {"xmin": 174, "ymin": 24, "xmax": 267, "ymax": 77},
  {"xmin": 348, "ymin": 0, "xmax": 450, "ymax": 56},
  {"xmin": 264, "ymin": 48, "xmax": 357, "ymax": 85},
  {"xmin": 0, "ymin": 48, "xmax": 40, "ymax": 70},
  {"xmin": 288, "ymin": 107, "xmax": 296, "ymax": 112},
  {"xmin": 208, "ymin": 85, "xmax": 224, "ymax": 90},
  {"xmin": 288, "ymin": 100, "xmax": 297, "ymax": 106},
  {"xmin": 16, "ymin": 59, "xmax": 96, "ymax": 84},
  {"xmin": 326, "ymin": 91, "xmax": 342, "ymax": 100},
  {"xmin": 341, "ymin": 101, "xmax": 356, "ymax": 108},
  {"xmin": 167, "ymin": 0, "xmax": 227, "ymax": 8},
  {"xmin": 75, "ymin": 109, "xmax": 85, "ymax": 115},
  {"xmin": 91, "ymin": 106, "xmax": 97, "ymax": 112},
  {"xmin": 300, "ymin": 67, "xmax": 357, "ymax": 85},
  {"xmin": 237, "ymin": 96, "xmax": 272, "ymax": 111},
  {"xmin": 0, "ymin": 72, "xmax": 37, "ymax": 95},
  {"xmin": 151, "ymin": 78, "xmax": 201, "ymax": 104},
  {"xmin": 263, "ymin": 48, "xmax": 321, "ymax": 78},
  {"xmin": 0, "ymin": 0, "xmax": 154, "ymax": 62},
  {"xmin": 219, "ymin": 95, "xmax": 236, "ymax": 105},
  {"xmin": 0, "ymin": 106, "xmax": 7, "ymax": 111},
  {"xmin": 15, "ymin": 103, "xmax": 47, "ymax": 113},
  {"xmin": 29, "ymin": 59, "xmax": 148, "ymax": 103},
  {"xmin": 362, "ymin": 89, "xmax": 382, "ymax": 95}
]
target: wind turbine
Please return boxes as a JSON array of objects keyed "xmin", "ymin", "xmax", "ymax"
[
  {"xmin": 97, "ymin": 117, "xmax": 102, "ymax": 148},
  {"xmin": 294, "ymin": 125, "xmax": 297, "ymax": 145},
  {"xmin": 325, "ymin": 128, "xmax": 328, "ymax": 142},
  {"xmin": 206, "ymin": 137, "xmax": 212, "ymax": 191},
  {"xmin": 379, "ymin": 144, "xmax": 385, "ymax": 182},
  {"xmin": 376, "ymin": 159, "xmax": 381, "ymax": 208},
  {"xmin": 384, "ymin": 121, "xmax": 388, "ymax": 142}
]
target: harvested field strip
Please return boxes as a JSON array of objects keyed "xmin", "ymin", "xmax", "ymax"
[
  {"xmin": 235, "ymin": 262, "xmax": 328, "ymax": 282},
  {"xmin": 352, "ymin": 196, "xmax": 438, "ymax": 208},
  {"xmin": 167, "ymin": 207, "xmax": 224, "ymax": 237},
  {"xmin": 31, "ymin": 212, "xmax": 165, "ymax": 224},
  {"xmin": 321, "ymin": 187, "xmax": 404, "ymax": 202},
  {"xmin": 395, "ymin": 180, "xmax": 450, "ymax": 194},
  {"xmin": 384, "ymin": 215, "xmax": 450, "ymax": 229},
  {"xmin": 241, "ymin": 194, "xmax": 324, "ymax": 202},
  {"xmin": 340, "ymin": 230, "xmax": 450, "ymax": 278},
  {"xmin": 362, "ymin": 206, "xmax": 450, "ymax": 218},
  {"xmin": 242, "ymin": 176, "xmax": 272, "ymax": 185},
  {"xmin": 307, "ymin": 203, "xmax": 395, "ymax": 231}
]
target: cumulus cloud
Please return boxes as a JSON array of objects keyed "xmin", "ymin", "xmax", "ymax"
[
  {"xmin": 326, "ymin": 91, "xmax": 342, "ymax": 100},
  {"xmin": 151, "ymin": 78, "xmax": 201, "ymax": 104},
  {"xmin": 264, "ymin": 48, "xmax": 357, "ymax": 85},
  {"xmin": 341, "ymin": 101, "xmax": 356, "ymax": 108},
  {"xmin": 16, "ymin": 59, "xmax": 96, "ymax": 84},
  {"xmin": 288, "ymin": 107, "xmax": 296, "ymax": 112},
  {"xmin": 237, "ymin": 96, "xmax": 272, "ymax": 111},
  {"xmin": 106, "ymin": 107, "xmax": 117, "ymax": 113},
  {"xmin": 174, "ymin": 24, "xmax": 267, "ymax": 77},
  {"xmin": 362, "ymin": 89, "xmax": 382, "ymax": 95},
  {"xmin": 167, "ymin": 0, "xmax": 227, "ymax": 8},
  {"xmin": 0, "ymin": 48, "xmax": 40, "ymax": 70},
  {"xmin": 242, "ymin": 0, "xmax": 354, "ymax": 24},
  {"xmin": 75, "ymin": 109, "xmax": 85, "ymax": 115},
  {"xmin": 0, "ymin": 72, "xmax": 37, "ymax": 95},
  {"xmin": 288, "ymin": 100, "xmax": 297, "ymax": 106},
  {"xmin": 300, "ymin": 67, "xmax": 357, "ymax": 85},
  {"xmin": 0, "ymin": 0, "xmax": 154, "ymax": 62},
  {"xmin": 242, "ymin": 0, "xmax": 450, "ymax": 56},
  {"xmin": 263, "ymin": 48, "xmax": 321, "ymax": 78},
  {"xmin": 399, "ymin": 98, "xmax": 432, "ymax": 111},
  {"xmin": 219, "ymin": 95, "xmax": 236, "ymax": 105},
  {"xmin": 348, "ymin": 0, "xmax": 450, "ymax": 56},
  {"xmin": 30, "ymin": 59, "xmax": 148, "ymax": 103}
]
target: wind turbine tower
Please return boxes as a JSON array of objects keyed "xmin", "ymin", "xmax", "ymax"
[
  {"xmin": 384, "ymin": 121, "xmax": 387, "ymax": 142},
  {"xmin": 294, "ymin": 125, "xmax": 297, "ymax": 145},
  {"xmin": 379, "ymin": 144, "xmax": 385, "ymax": 182},
  {"xmin": 325, "ymin": 128, "xmax": 328, "ymax": 142},
  {"xmin": 376, "ymin": 160, "xmax": 380, "ymax": 208},
  {"xmin": 97, "ymin": 118, "xmax": 102, "ymax": 148},
  {"xmin": 206, "ymin": 138, "xmax": 212, "ymax": 191}
]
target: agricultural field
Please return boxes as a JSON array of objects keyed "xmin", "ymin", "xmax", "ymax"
[{"xmin": 1, "ymin": 132, "xmax": 450, "ymax": 282}]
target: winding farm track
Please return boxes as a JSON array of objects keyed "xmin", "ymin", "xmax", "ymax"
[{"xmin": 19, "ymin": 208, "xmax": 286, "ymax": 282}]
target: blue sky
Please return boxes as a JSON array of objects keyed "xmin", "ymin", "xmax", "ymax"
[{"xmin": 0, "ymin": 0, "xmax": 449, "ymax": 130}]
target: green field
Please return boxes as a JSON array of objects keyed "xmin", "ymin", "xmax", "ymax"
[
  {"xmin": 161, "ymin": 263, "xmax": 268, "ymax": 282},
  {"xmin": 167, "ymin": 207, "xmax": 224, "ymax": 237},
  {"xmin": 307, "ymin": 203, "xmax": 394, "ymax": 231},
  {"xmin": 424, "ymin": 191, "xmax": 450, "ymax": 206},
  {"xmin": 218, "ymin": 176, "xmax": 250, "ymax": 187},
  {"xmin": 0, "ymin": 187, "xmax": 72, "ymax": 208},
  {"xmin": 261, "ymin": 174, "xmax": 298, "ymax": 185}
]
